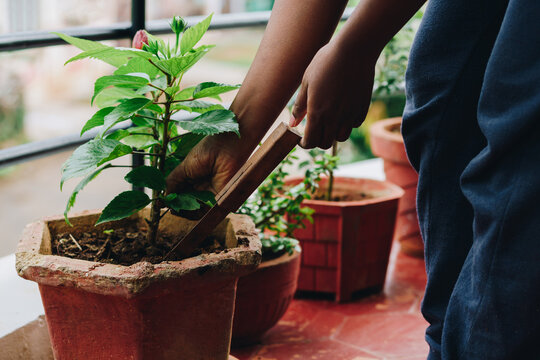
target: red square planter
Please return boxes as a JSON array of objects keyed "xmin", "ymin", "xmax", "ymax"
[
  {"xmin": 16, "ymin": 210, "xmax": 261, "ymax": 360},
  {"xmin": 287, "ymin": 177, "xmax": 403, "ymax": 302}
]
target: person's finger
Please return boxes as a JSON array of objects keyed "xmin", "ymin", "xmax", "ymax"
[
  {"xmin": 166, "ymin": 153, "xmax": 209, "ymax": 194},
  {"xmin": 318, "ymin": 119, "xmax": 335, "ymax": 149},
  {"xmin": 166, "ymin": 162, "xmax": 190, "ymax": 195},
  {"xmin": 290, "ymin": 84, "xmax": 308, "ymax": 127},
  {"xmin": 300, "ymin": 111, "xmax": 324, "ymax": 149},
  {"xmin": 336, "ymin": 123, "xmax": 353, "ymax": 142}
]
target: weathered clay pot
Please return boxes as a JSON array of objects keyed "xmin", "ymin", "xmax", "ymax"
[
  {"xmin": 369, "ymin": 117, "xmax": 424, "ymax": 258},
  {"xmin": 287, "ymin": 177, "xmax": 403, "ymax": 302},
  {"xmin": 232, "ymin": 250, "xmax": 301, "ymax": 346},
  {"xmin": 16, "ymin": 209, "xmax": 262, "ymax": 360}
]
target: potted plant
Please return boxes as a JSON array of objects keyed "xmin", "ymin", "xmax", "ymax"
[
  {"xmin": 15, "ymin": 15, "xmax": 262, "ymax": 360},
  {"xmin": 287, "ymin": 145, "xmax": 404, "ymax": 302},
  {"xmin": 232, "ymin": 149, "xmax": 315, "ymax": 346},
  {"xmin": 369, "ymin": 117, "xmax": 423, "ymax": 258}
]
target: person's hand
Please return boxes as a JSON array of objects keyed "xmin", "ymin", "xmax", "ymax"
[
  {"xmin": 166, "ymin": 133, "xmax": 246, "ymax": 198},
  {"xmin": 290, "ymin": 41, "xmax": 376, "ymax": 149}
]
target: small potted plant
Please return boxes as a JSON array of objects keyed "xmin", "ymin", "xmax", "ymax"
[
  {"xmin": 15, "ymin": 15, "xmax": 262, "ymax": 360},
  {"xmin": 232, "ymin": 149, "xmax": 313, "ymax": 346},
  {"xmin": 369, "ymin": 117, "xmax": 423, "ymax": 257},
  {"xmin": 286, "ymin": 144, "xmax": 404, "ymax": 302}
]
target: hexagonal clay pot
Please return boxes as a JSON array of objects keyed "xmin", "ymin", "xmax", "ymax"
[
  {"xmin": 369, "ymin": 117, "xmax": 424, "ymax": 258},
  {"xmin": 231, "ymin": 250, "xmax": 301, "ymax": 346},
  {"xmin": 287, "ymin": 177, "xmax": 404, "ymax": 303},
  {"xmin": 15, "ymin": 209, "xmax": 262, "ymax": 360}
]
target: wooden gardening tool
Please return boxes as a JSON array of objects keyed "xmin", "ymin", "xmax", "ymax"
[{"xmin": 164, "ymin": 122, "xmax": 302, "ymax": 260}]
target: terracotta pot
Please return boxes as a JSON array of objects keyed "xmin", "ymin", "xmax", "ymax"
[
  {"xmin": 287, "ymin": 177, "xmax": 403, "ymax": 302},
  {"xmin": 370, "ymin": 117, "xmax": 424, "ymax": 258},
  {"xmin": 231, "ymin": 250, "xmax": 301, "ymax": 346},
  {"xmin": 16, "ymin": 209, "xmax": 262, "ymax": 360}
]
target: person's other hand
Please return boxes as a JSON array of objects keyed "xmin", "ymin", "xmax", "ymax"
[{"xmin": 290, "ymin": 41, "xmax": 376, "ymax": 149}]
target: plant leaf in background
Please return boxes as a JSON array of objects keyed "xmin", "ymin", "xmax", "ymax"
[
  {"xmin": 100, "ymin": 98, "xmax": 152, "ymax": 135},
  {"xmin": 180, "ymin": 14, "xmax": 213, "ymax": 55},
  {"xmin": 61, "ymin": 139, "xmax": 130, "ymax": 188},
  {"xmin": 124, "ymin": 166, "xmax": 166, "ymax": 191},
  {"xmin": 164, "ymin": 193, "xmax": 201, "ymax": 212},
  {"xmin": 193, "ymin": 82, "xmax": 240, "ymax": 99},
  {"xmin": 176, "ymin": 109, "xmax": 239, "ymax": 136},
  {"xmin": 97, "ymin": 191, "xmax": 151, "ymax": 225},
  {"xmin": 64, "ymin": 164, "xmax": 112, "ymax": 226},
  {"xmin": 92, "ymin": 74, "xmax": 149, "ymax": 104}
]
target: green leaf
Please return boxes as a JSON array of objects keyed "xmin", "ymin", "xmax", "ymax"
[
  {"xmin": 164, "ymin": 157, "xmax": 181, "ymax": 177},
  {"xmin": 176, "ymin": 109, "xmax": 239, "ymax": 136},
  {"xmin": 172, "ymin": 100, "xmax": 224, "ymax": 114},
  {"xmin": 81, "ymin": 107, "xmax": 114, "ymax": 135},
  {"xmin": 92, "ymin": 74, "xmax": 149, "ymax": 104},
  {"xmin": 123, "ymin": 134, "xmax": 158, "ymax": 149},
  {"xmin": 193, "ymin": 82, "xmax": 240, "ymax": 99},
  {"xmin": 96, "ymin": 191, "xmax": 151, "ymax": 225},
  {"xmin": 156, "ymin": 45, "xmax": 213, "ymax": 77},
  {"xmin": 54, "ymin": 32, "xmax": 106, "ymax": 52},
  {"xmin": 124, "ymin": 166, "xmax": 166, "ymax": 191},
  {"xmin": 101, "ymin": 98, "xmax": 152, "ymax": 135},
  {"xmin": 136, "ymin": 76, "xmax": 167, "ymax": 95},
  {"xmin": 61, "ymin": 139, "xmax": 127, "ymax": 188},
  {"xmin": 114, "ymin": 57, "xmax": 160, "ymax": 78},
  {"xmin": 180, "ymin": 14, "xmax": 213, "ymax": 55},
  {"xmin": 64, "ymin": 164, "xmax": 111, "ymax": 226},
  {"xmin": 174, "ymin": 86, "xmax": 196, "ymax": 101},
  {"xmin": 164, "ymin": 193, "xmax": 201, "ymax": 212},
  {"xmin": 65, "ymin": 47, "xmax": 154, "ymax": 68},
  {"xmin": 93, "ymin": 87, "xmax": 146, "ymax": 108},
  {"xmin": 96, "ymin": 143, "xmax": 132, "ymax": 166},
  {"xmin": 171, "ymin": 133, "xmax": 205, "ymax": 158},
  {"xmin": 187, "ymin": 190, "xmax": 216, "ymax": 207}
]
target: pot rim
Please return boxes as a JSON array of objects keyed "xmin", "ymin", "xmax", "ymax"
[
  {"xmin": 15, "ymin": 210, "xmax": 262, "ymax": 298},
  {"xmin": 369, "ymin": 117, "xmax": 403, "ymax": 143},
  {"xmin": 285, "ymin": 176, "xmax": 404, "ymax": 207}
]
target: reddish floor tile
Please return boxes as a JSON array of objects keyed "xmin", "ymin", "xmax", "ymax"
[
  {"xmin": 231, "ymin": 239, "xmax": 429, "ymax": 360},
  {"xmin": 252, "ymin": 339, "xmax": 378, "ymax": 360},
  {"xmin": 335, "ymin": 313, "xmax": 428, "ymax": 358}
]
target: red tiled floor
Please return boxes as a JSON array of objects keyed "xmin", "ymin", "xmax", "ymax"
[{"xmin": 230, "ymin": 241, "xmax": 429, "ymax": 360}]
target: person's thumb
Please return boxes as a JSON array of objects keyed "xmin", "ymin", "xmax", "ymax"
[
  {"xmin": 166, "ymin": 161, "xmax": 191, "ymax": 195},
  {"xmin": 290, "ymin": 84, "xmax": 308, "ymax": 127}
]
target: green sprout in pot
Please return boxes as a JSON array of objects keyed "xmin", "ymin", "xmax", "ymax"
[
  {"xmin": 58, "ymin": 14, "xmax": 240, "ymax": 249},
  {"xmin": 239, "ymin": 148, "xmax": 339, "ymax": 259},
  {"xmin": 239, "ymin": 150, "xmax": 309, "ymax": 259}
]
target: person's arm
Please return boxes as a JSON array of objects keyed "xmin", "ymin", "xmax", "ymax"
[
  {"xmin": 167, "ymin": 0, "xmax": 424, "ymax": 196},
  {"xmin": 291, "ymin": 0, "xmax": 425, "ymax": 148}
]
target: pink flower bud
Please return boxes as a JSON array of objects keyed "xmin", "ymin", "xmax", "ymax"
[{"xmin": 132, "ymin": 30, "xmax": 148, "ymax": 49}]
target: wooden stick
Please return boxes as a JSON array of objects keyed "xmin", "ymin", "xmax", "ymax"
[{"xmin": 164, "ymin": 122, "xmax": 301, "ymax": 260}]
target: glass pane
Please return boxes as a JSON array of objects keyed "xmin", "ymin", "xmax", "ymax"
[{"xmin": 0, "ymin": 0, "xmax": 131, "ymax": 35}]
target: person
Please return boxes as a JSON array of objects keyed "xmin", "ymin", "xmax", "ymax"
[{"xmin": 167, "ymin": 0, "xmax": 540, "ymax": 358}]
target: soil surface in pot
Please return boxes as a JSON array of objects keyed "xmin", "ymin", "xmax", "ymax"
[
  {"xmin": 52, "ymin": 226, "xmax": 237, "ymax": 265},
  {"xmin": 312, "ymin": 186, "xmax": 375, "ymax": 202}
]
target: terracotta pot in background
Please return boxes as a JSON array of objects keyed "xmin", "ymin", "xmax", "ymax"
[
  {"xmin": 16, "ymin": 210, "xmax": 262, "ymax": 360},
  {"xmin": 287, "ymin": 177, "xmax": 403, "ymax": 303},
  {"xmin": 370, "ymin": 117, "xmax": 424, "ymax": 258},
  {"xmin": 232, "ymin": 250, "xmax": 301, "ymax": 347}
]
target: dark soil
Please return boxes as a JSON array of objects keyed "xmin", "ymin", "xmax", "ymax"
[
  {"xmin": 52, "ymin": 226, "xmax": 226, "ymax": 266},
  {"xmin": 313, "ymin": 191, "xmax": 374, "ymax": 202}
]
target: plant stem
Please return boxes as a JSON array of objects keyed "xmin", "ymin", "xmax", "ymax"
[
  {"xmin": 146, "ymin": 74, "xmax": 174, "ymax": 245},
  {"xmin": 325, "ymin": 141, "xmax": 338, "ymax": 201}
]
